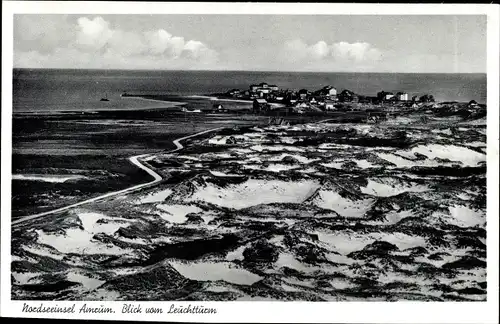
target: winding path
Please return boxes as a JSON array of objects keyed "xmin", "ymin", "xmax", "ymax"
[{"xmin": 12, "ymin": 127, "xmax": 223, "ymax": 227}]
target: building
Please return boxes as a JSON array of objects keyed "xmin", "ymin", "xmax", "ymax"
[
  {"xmin": 338, "ymin": 89, "xmax": 357, "ymax": 102},
  {"xmin": 377, "ymin": 90, "xmax": 394, "ymax": 101},
  {"xmin": 250, "ymin": 84, "xmax": 259, "ymax": 92},
  {"xmin": 258, "ymin": 82, "xmax": 269, "ymax": 89},
  {"xmin": 396, "ymin": 92, "xmax": 409, "ymax": 101},
  {"xmin": 298, "ymin": 89, "xmax": 310, "ymax": 100},
  {"xmin": 227, "ymin": 89, "xmax": 241, "ymax": 97},
  {"xmin": 325, "ymin": 100, "xmax": 337, "ymax": 111},
  {"xmin": 315, "ymin": 85, "xmax": 337, "ymax": 97},
  {"xmin": 253, "ymin": 98, "xmax": 269, "ymax": 113},
  {"xmin": 269, "ymin": 85, "xmax": 279, "ymax": 91},
  {"xmin": 256, "ymin": 88, "xmax": 271, "ymax": 98}
]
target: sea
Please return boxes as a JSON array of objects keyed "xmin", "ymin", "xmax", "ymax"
[{"xmin": 13, "ymin": 68, "xmax": 487, "ymax": 112}]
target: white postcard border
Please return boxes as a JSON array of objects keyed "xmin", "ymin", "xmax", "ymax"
[{"xmin": 1, "ymin": 2, "xmax": 499, "ymax": 323}]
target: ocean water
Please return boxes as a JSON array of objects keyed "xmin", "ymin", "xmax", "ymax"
[{"xmin": 13, "ymin": 69, "xmax": 487, "ymax": 112}]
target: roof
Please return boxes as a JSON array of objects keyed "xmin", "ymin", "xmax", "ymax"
[{"xmin": 254, "ymin": 98, "xmax": 268, "ymax": 103}]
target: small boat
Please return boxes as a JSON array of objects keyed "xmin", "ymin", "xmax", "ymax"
[{"xmin": 100, "ymin": 93, "xmax": 110, "ymax": 102}]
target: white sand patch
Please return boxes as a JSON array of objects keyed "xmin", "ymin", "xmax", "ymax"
[
  {"xmin": 67, "ymin": 271, "xmax": 105, "ymax": 290},
  {"xmin": 411, "ymin": 144, "xmax": 485, "ymax": 167},
  {"xmin": 355, "ymin": 159, "xmax": 377, "ymax": 169},
  {"xmin": 321, "ymin": 162, "xmax": 344, "ymax": 169},
  {"xmin": 325, "ymin": 253, "xmax": 357, "ymax": 265},
  {"xmin": 268, "ymin": 153, "xmax": 319, "ymax": 164},
  {"xmin": 281, "ymin": 277, "xmax": 316, "ymax": 288},
  {"xmin": 264, "ymin": 164, "xmax": 300, "ymax": 172},
  {"xmin": 176, "ymin": 155, "xmax": 200, "ymax": 161},
  {"xmin": 205, "ymin": 283, "xmax": 242, "ymax": 294},
  {"xmin": 117, "ymin": 236, "xmax": 149, "ymax": 245},
  {"xmin": 392, "ymin": 150, "xmax": 419, "ymax": 160},
  {"xmin": 242, "ymin": 165, "xmax": 261, "ymax": 171},
  {"xmin": 156, "ymin": 204, "xmax": 202, "ymax": 223},
  {"xmin": 186, "ymin": 179, "xmax": 319, "ymax": 209},
  {"xmin": 208, "ymin": 136, "xmax": 227, "ymax": 145},
  {"xmin": 230, "ymin": 148, "xmax": 254, "ymax": 154},
  {"xmin": 447, "ymin": 205, "xmax": 485, "ymax": 227},
  {"xmin": 377, "ymin": 153, "xmax": 420, "ymax": 168},
  {"xmin": 12, "ymin": 174, "xmax": 87, "ymax": 183},
  {"xmin": 317, "ymin": 231, "xmax": 426, "ymax": 254},
  {"xmin": 276, "ymin": 253, "xmax": 320, "ymax": 274},
  {"xmin": 281, "ymin": 283, "xmax": 301, "ymax": 292},
  {"xmin": 360, "ymin": 179, "xmax": 429, "ymax": 197},
  {"xmin": 317, "ymin": 232, "xmax": 374, "ymax": 254},
  {"xmin": 431, "ymin": 129, "xmax": 452, "ymax": 135},
  {"xmin": 381, "ymin": 233, "xmax": 427, "ymax": 250},
  {"xmin": 226, "ymin": 245, "xmax": 246, "ymax": 261},
  {"xmin": 297, "ymin": 167, "xmax": 318, "ymax": 174},
  {"xmin": 312, "ymin": 191, "xmax": 374, "ymax": 218},
  {"xmin": 365, "ymin": 147, "xmax": 396, "ymax": 152},
  {"xmin": 11, "ymin": 255, "xmax": 23, "ymax": 262},
  {"xmin": 136, "ymin": 189, "xmax": 172, "ymax": 204},
  {"xmin": 36, "ymin": 228, "xmax": 130, "ymax": 255},
  {"xmin": 281, "ymin": 137, "xmax": 298, "ymax": 144},
  {"xmin": 464, "ymin": 141, "xmax": 486, "ymax": 148},
  {"xmin": 209, "ymin": 170, "xmax": 241, "ymax": 177},
  {"xmin": 12, "ymin": 272, "xmax": 41, "ymax": 285},
  {"xmin": 457, "ymin": 192, "xmax": 473, "ymax": 200},
  {"xmin": 250, "ymin": 145, "xmax": 305, "ymax": 152},
  {"xmin": 330, "ymin": 278, "xmax": 357, "ymax": 290},
  {"xmin": 23, "ymin": 245, "xmax": 65, "ymax": 260},
  {"xmin": 79, "ymin": 212, "xmax": 125, "ymax": 235},
  {"xmin": 169, "ymin": 261, "xmax": 262, "ymax": 285},
  {"xmin": 318, "ymin": 143, "xmax": 353, "ymax": 150},
  {"xmin": 368, "ymin": 210, "xmax": 415, "ymax": 225},
  {"xmin": 475, "ymin": 128, "xmax": 487, "ymax": 135},
  {"xmin": 35, "ymin": 212, "xmax": 132, "ymax": 255}
]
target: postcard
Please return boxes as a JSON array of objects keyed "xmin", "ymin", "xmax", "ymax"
[{"xmin": 1, "ymin": 2, "xmax": 499, "ymax": 323}]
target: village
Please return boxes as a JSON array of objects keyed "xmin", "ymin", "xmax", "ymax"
[{"xmin": 213, "ymin": 82, "xmax": 485, "ymax": 120}]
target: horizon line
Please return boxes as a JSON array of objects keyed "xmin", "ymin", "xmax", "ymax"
[{"xmin": 12, "ymin": 67, "xmax": 487, "ymax": 75}]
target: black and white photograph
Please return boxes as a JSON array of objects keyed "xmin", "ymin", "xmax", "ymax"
[{"xmin": 1, "ymin": 2, "xmax": 499, "ymax": 323}]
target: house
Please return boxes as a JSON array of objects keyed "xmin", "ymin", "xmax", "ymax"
[
  {"xmin": 296, "ymin": 102, "xmax": 310, "ymax": 109},
  {"xmin": 258, "ymin": 82, "xmax": 269, "ymax": 89},
  {"xmin": 256, "ymin": 88, "xmax": 271, "ymax": 98},
  {"xmin": 298, "ymin": 89, "xmax": 310, "ymax": 100},
  {"xmin": 396, "ymin": 92, "xmax": 409, "ymax": 101},
  {"xmin": 269, "ymin": 85, "xmax": 279, "ymax": 91},
  {"xmin": 338, "ymin": 89, "xmax": 357, "ymax": 102},
  {"xmin": 250, "ymin": 84, "xmax": 259, "ymax": 92},
  {"xmin": 316, "ymin": 85, "xmax": 337, "ymax": 97},
  {"xmin": 377, "ymin": 91, "xmax": 394, "ymax": 101},
  {"xmin": 227, "ymin": 89, "xmax": 241, "ymax": 97},
  {"xmin": 325, "ymin": 100, "xmax": 337, "ymax": 111},
  {"xmin": 253, "ymin": 98, "xmax": 269, "ymax": 113}
]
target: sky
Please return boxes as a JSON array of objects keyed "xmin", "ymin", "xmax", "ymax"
[{"xmin": 13, "ymin": 14, "xmax": 486, "ymax": 73}]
